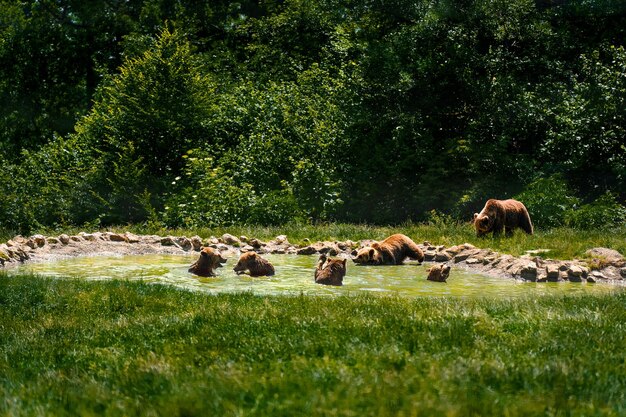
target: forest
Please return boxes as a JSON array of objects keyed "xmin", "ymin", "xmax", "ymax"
[{"xmin": 1, "ymin": 0, "xmax": 625, "ymax": 233}]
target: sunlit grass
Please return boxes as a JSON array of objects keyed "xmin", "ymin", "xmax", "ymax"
[
  {"xmin": 3, "ymin": 222, "xmax": 626, "ymax": 262},
  {"xmin": 1, "ymin": 275, "xmax": 625, "ymax": 416}
]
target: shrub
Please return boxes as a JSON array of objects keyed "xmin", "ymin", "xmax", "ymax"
[
  {"xmin": 514, "ymin": 174, "xmax": 580, "ymax": 228},
  {"xmin": 565, "ymin": 192, "xmax": 626, "ymax": 230},
  {"xmin": 161, "ymin": 150, "xmax": 304, "ymax": 228}
]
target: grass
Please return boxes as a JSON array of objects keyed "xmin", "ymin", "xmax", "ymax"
[
  {"xmin": 1, "ymin": 275, "xmax": 625, "ymax": 416},
  {"xmin": 7, "ymin": 221, "xmax": 622, "ymax": 262},
  {"xmin": 2, "ymin": 219, "xmax": 625, "ymax": 262}
]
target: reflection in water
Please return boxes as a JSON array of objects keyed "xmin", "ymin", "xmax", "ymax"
[{"xmin": 10, "ymin": 253, "xmax": 622, "ymax": 298}]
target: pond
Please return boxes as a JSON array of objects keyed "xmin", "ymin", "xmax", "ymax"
[{"xmin": 8, "ymin": 253, "xmax": 623, "ymax": 298}]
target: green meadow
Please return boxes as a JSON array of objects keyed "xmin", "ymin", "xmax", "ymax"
[
  {"xmin": 2, "ymin": 223, "xmax": 626, "ymax": 416},
  {"xmin": 1, "ymin": 274, "xmax": 625, "ymax": 417}
]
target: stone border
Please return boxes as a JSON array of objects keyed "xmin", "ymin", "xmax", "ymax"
[{"xmin": 1, "ymin": 232, "xmax": 625, "ymax": 285}]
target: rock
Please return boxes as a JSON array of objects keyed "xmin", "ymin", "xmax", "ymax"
[
  {"xmin": 249, "ymin": 238, "xmax": 264, "ymax": 249},
  {"xmin": 8, "ymin": 236, "xmax": 27, "ymax": 246},
  {"xmin": 434, "ymin": 251, "xmax": 452, "ymax": 262},
  {"xmin": 59, "ymin": 234, "xmax": 70, "ymax": 245},
  {"xmin": 275, "ymin": 235, "xmax": 288, "ymax": 245},
  {"xmin": 466, "ymin": 258, "xmax": 481, "ymax": 265},
  {"xmin": 423, "ymin": 250, "xmax": 437, "ymax": 262},
  {"xmin": 107, "ymin": 233, "xmax": 128, "ymax": 243},
  {"xmin": 221, "ymin": 233, "xmax": 241, "ymax": 246},
  {"xmin": 297, "ymin": 246, "xmax": 317, "ymax": 255},
  {"xmin": 423, "ymin": 240, "xmax": 432, "ymax": 247},
  {"xmin": 585, "ymin": 248, "xmax": 625, "ymax": 264},
  {"xmin": 142, "ymin": 235, "xmax": 163, "ymax": 244},
  {"xmin": 81, "ymin": 233, "xmax": 99, "ymax": 242},
  {"xmin": 567, "ymin": 265, "xmax": 588, "ymax": 282},
  {"xmin": 46, "ymin": 237, "xmax": 60, "ymax": 245},
  {"xmin": 125, "ymin": 232, "xmax": 141, "ymax": 243},
  {"xmin": 519, "ymin": 262, "xmax": 538, "ymax": 281},
  {"xmin": 454, "ymin": 249, "xmax": 483, "ymax": 263},
  {"xmin": 207, "ymin": 237, "xmax": 220, "ymax": 245},
  {"xmin": 29, "ymin": 234, "xmax": 47, "ymax": 248},
  {"xmin": 70, "ymin": 235, "xmax": 84, "ymax": 242},
  {"xmin": 588, "ymin": 270, "xmax": 606, "ymax": 282},
  {"xmin": 621, "ymin": 268, "xmax": 626, "ymax": 279},
  {"xmin": 546, "ymin": 264, "xmax": 560, "ymax": 282},
  {"xmin": 427, "ymin": 264, "xmax": 450, "ymax": 282},
  {"xmin": 316, "ymin": 242, "xmax": 341, "ymax": 256},
  {"xmin": 0, "ymin": 245, "xmax": 10, "ymax": 261},
  {"xmin": 176, "ymin": 237, "xmax": 193, "ymax": 251},
  {"xmin": 161, "ymin": 236, "xmax": 179, "ymax": 247},
  {"xmin": 190, "ymin": 236, "xmax": 203, "ymax": 251},
  {"xmin": 239, "ymin": 236, "xmax": 248, "ymax": 243},
  {"xmin": 241, "ymin": 245, "xmax": 255, "ymax": 252}
]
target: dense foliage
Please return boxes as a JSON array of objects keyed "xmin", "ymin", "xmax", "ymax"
[{"xmin": 1, "ymin": 0, "xmax": 625, "ymax": 232}]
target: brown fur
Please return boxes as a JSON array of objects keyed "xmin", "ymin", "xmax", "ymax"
[
  {"xmin": 188, "ymin": 247, "xmax": 228, "ymax": 277},
  {"xmin": 473, "ymin": 199, "xmax": 533, "ymax": 237},
  {"xmin": 427, "ymin": 263, "xmax": 450, "ymax": 282},
  {"xmin": 315, "ymin": 254, "xmax": 347, "ymax": 286},
  {"xmin": 353, "ymin": 234, "xmax": 424, "ymax": 265},
  {"xmin": 233, "ymin": 252, "xmax": 275, "ymax": 277}
]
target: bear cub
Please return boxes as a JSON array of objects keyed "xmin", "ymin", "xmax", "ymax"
[
  {"xmin": 189, "ymin": 247, "xmax": 228, "ymax": 277},
  {"xmin": 314, "ymin": 254, "xmax": 347, "ymax": 286},
  {"xmin": 233, "ymin": 251, "xmax": 275, "ymax": 277}
]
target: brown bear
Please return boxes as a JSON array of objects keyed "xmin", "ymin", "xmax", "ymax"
[
  {"xmin": 427, "ymin": 263, "xmax": 450, "ymax": 282},
  {"xmin": 188, "ymin": 247, "xmax": 227, "ymax": 277},
  {"xmin": 233, "ymin": 252, "xmax": 275, "ymax": 277},
  {"xmin": 352, "ymin": 233, "xmax": 424, "ymax": 265},
  {"xmin": 473, "ymin": 199, "xmax": 533, "ymax": 237},
  {"xmin": 314, "ymin": 254, "xmax": 347, "ymax": 286}
]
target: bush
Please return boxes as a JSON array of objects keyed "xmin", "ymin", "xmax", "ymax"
[
  {"xmin": 565, "ymin": 192, "xmax": 626, "ymax": 230},
  {"xmin": 514, "ymin": 175, "xmax": 580, "ymax": 228},
  {"xmin": 161, "ymin": 150, "xmax": 304, "ymax": 228}
]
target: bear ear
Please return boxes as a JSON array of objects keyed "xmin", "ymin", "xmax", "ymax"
[
  {"xmin": 482, "ymin": 215, "xmax": 489, "ymax": 222},
  {"xmin": 473, "ymin": 213, "xmax": 479, "ymax": 220},
  {"xmin": 369, "ymin": 248, "xmax": 375, "ymax": 258},
  {"xmin": 249, "ymin": 252, "xmax": 257, "ymax": 257}
]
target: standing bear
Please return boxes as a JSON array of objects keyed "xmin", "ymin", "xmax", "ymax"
[
  {"xmin": 233, "ymin": 252, "xmax": 275, "ymax": 277},
  {"xmin": 353, "ymin": 233, "xmax": 424, "ymax": 265},
  {"xmin": 189, "ymin": 247, "xmax": 228, "ymax": 277},
  {"xmin": 473, "ymin": 199, "xmax": 533, "ymax": 237}
]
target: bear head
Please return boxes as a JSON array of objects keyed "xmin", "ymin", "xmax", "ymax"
[
  {"xmin": 188, "ymin": 247, "xmax": 227, "ymax": 277},
  {"xmin": 233, "ymin": 251, "xmax": 259, "ymax": 275},
  {"xmin": 352, "ymin": 246, "xmax": 381, "ymax": 265},
  {"xmin": 473, "ymin": 213, "xmax": 493, "ymax": 236}
]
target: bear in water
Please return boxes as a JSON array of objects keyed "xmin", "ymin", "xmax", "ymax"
[
  {"xmin": 188, "ymin": 247, "xmax": 227, "ymax": 277},
  {"xmin": 233, "ymin": 252, "xmax": 275, "ymax": 277},
  {"xmin": 314, "ymin": 254, "xmax": 347, "ymax": 286},
  {"xmin": 353, "ymin": 233, "xmax": 424, "ymax": 265}
]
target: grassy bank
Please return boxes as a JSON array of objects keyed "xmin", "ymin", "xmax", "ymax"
[
  {"xmin": 1, "ymin": 275, "xmax": 625, "ymax": 416},
  {"xmin": 6, "ymin": 222, "xmax": 625, "ymax": 261}
]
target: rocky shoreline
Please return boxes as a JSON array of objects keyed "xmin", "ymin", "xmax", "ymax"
[{"xmin": 1, "ymin": 232, "xmax": 625, "ymax": 284}]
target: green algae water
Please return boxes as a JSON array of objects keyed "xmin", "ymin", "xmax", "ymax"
[{"xmin": 9, "ymin": 253, "xmax": 622, "ymax": 298}]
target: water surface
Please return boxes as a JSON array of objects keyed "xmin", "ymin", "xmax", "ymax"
[{"xmin": 10, "ymin": 253, "xmax": 621, "ymax": 298}]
